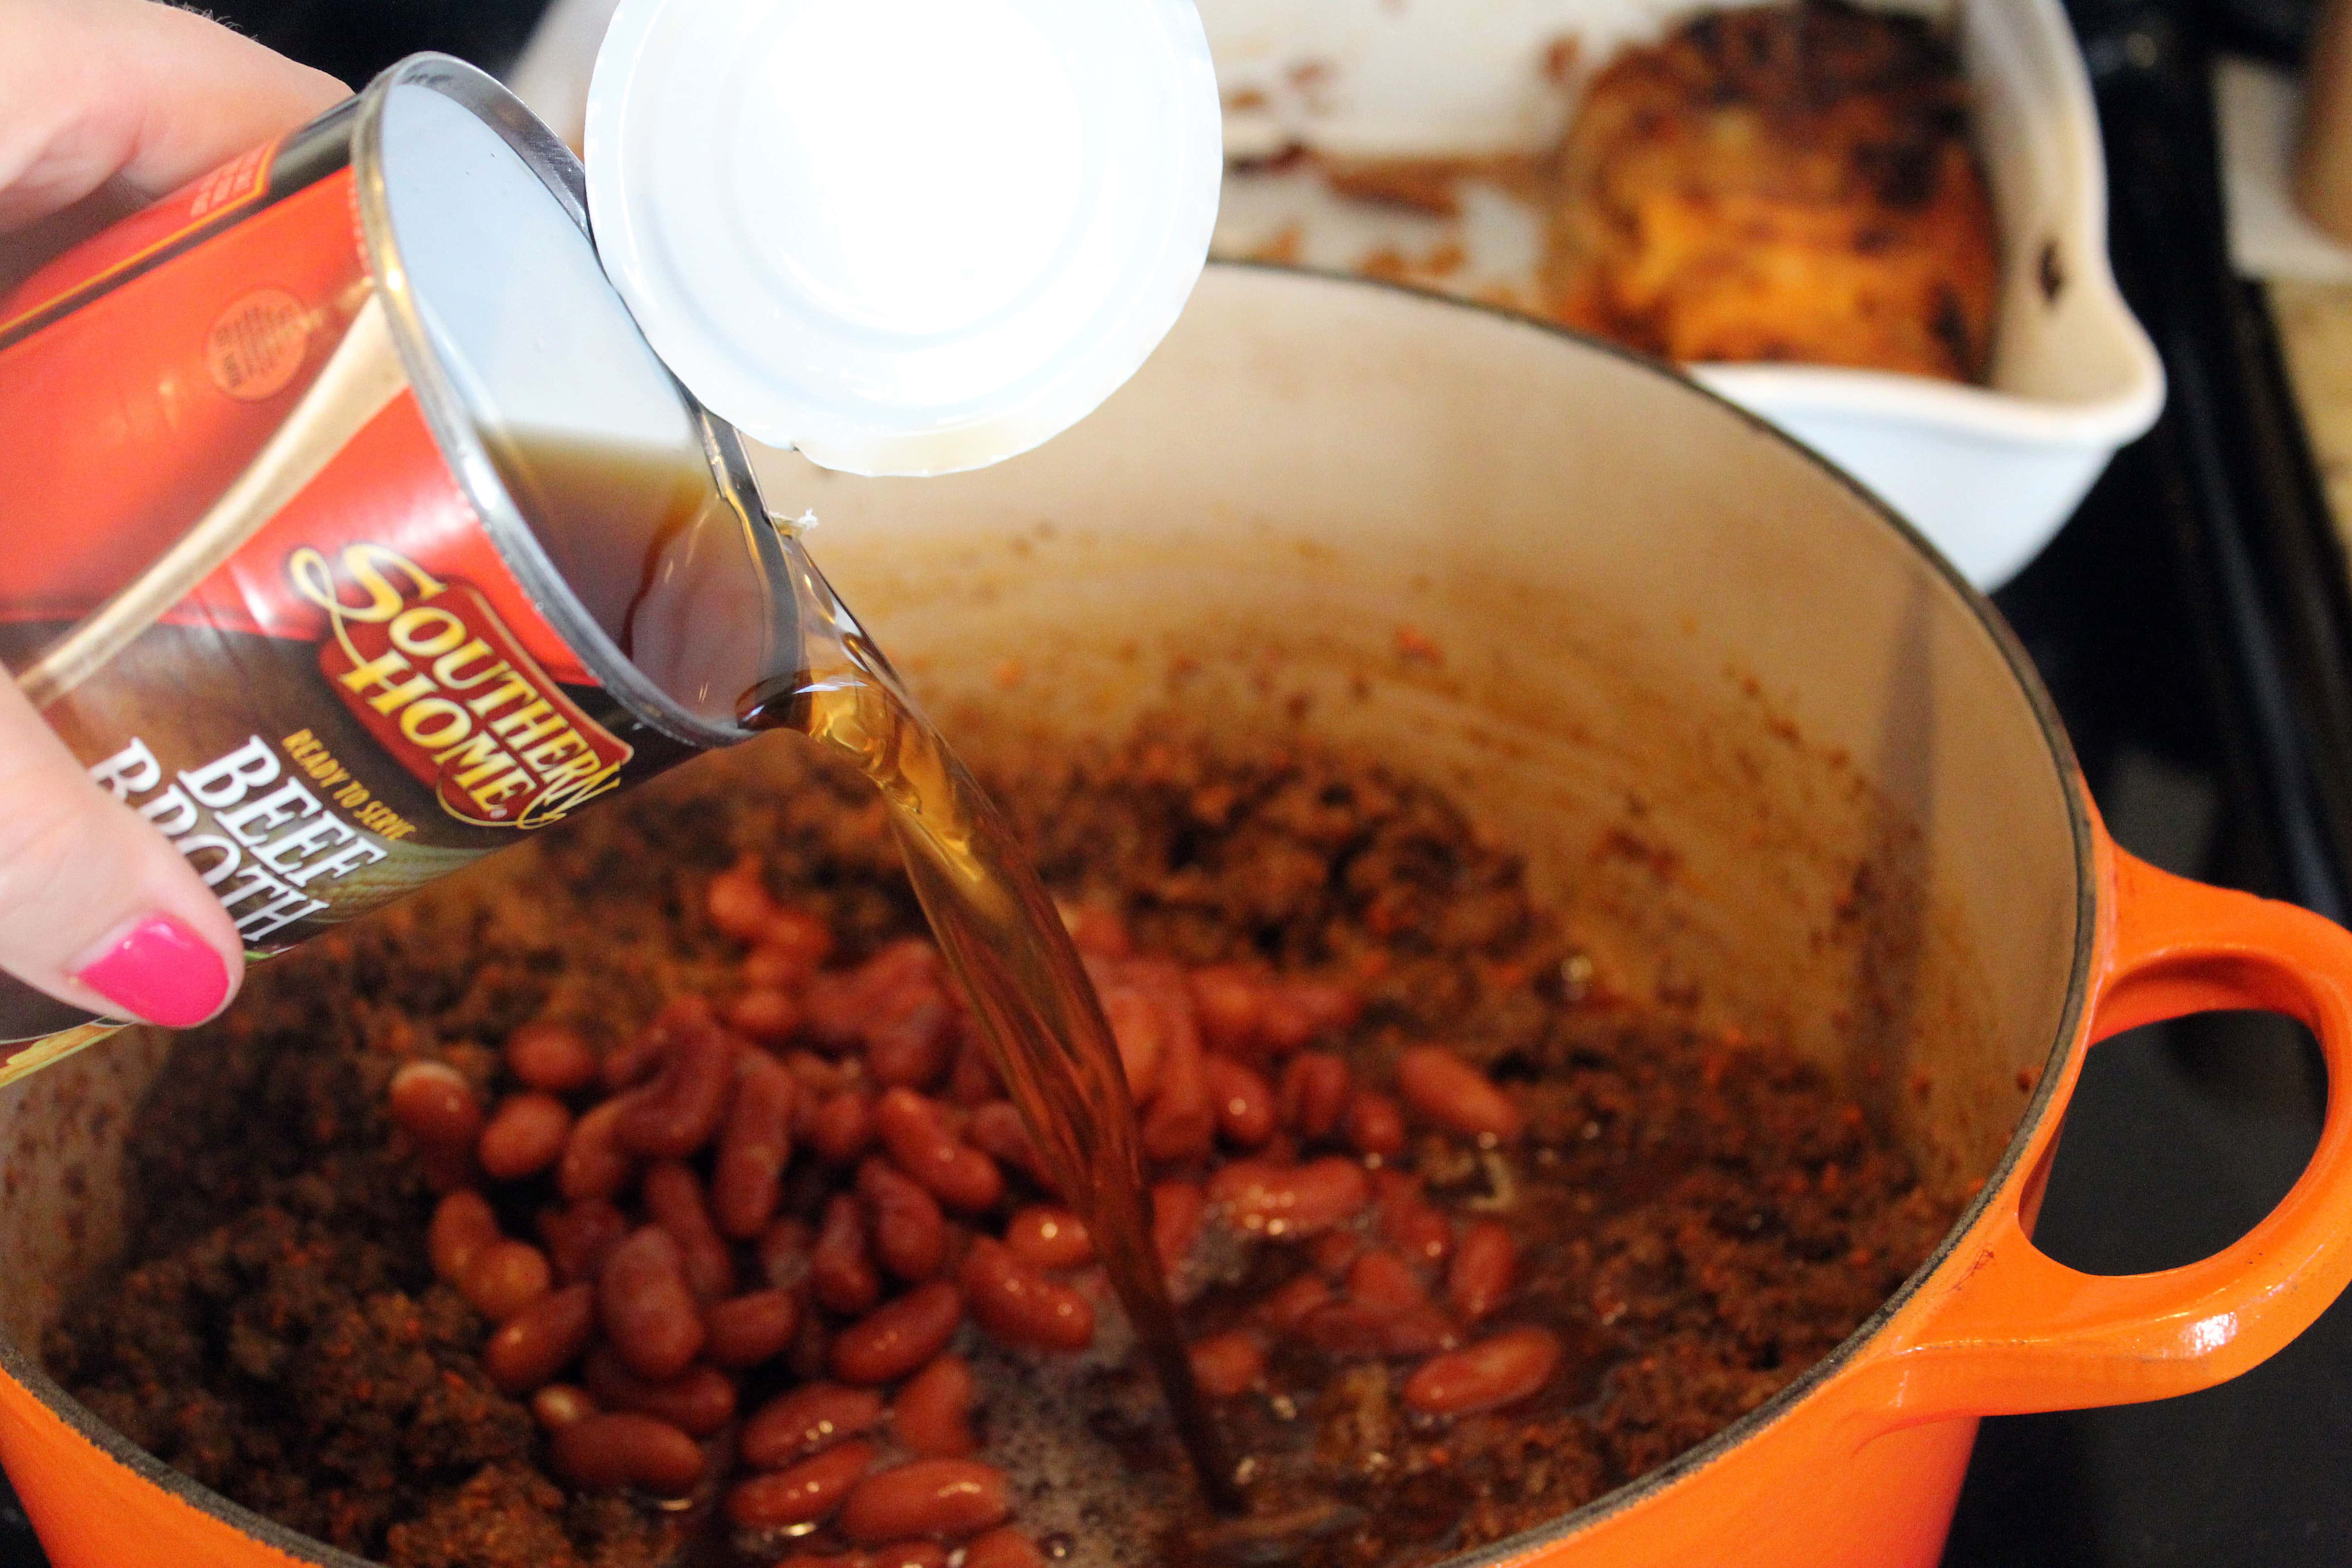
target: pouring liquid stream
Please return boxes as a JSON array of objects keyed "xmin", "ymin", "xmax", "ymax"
[
  {"xmin": 495, "ymin": 425, "xmax": 1243, "ymax": 1520},
  {"xmin": 734, "ymin": 530, "xmax": 1245, "ymax": 1518}
]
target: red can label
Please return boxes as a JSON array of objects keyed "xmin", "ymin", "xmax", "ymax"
[
  {"xmin": 0, "ymin": 105, "xmax": 697, "ymax": 1067},
  {"xmin": 301, "ymin": 544, "xmax": 635, "ymax": 829}
]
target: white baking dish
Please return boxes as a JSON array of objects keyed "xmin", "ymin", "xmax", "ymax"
[
  {"xmin": 1204, "ymin": 0, "xmax": 2166, "ymax": 588},
  {"xmin": 506, "ymin": 0, "xmax": 2160, "ymax": 587}
]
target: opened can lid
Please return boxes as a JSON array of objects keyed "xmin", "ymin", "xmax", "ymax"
[{"xmin": 583, "ymin": 0, "xmax": 1222, "ymax": 478}]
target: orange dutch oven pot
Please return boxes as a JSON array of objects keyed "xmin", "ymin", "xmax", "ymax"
[{"xmin": 0, "ymin": 267, "xmax": 2347, "ymax": 1567}]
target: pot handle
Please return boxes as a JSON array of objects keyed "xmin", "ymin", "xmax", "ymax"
[{"xmin": 1854, "ymin": 846, "xmax": 2352, "ymax": 1430}]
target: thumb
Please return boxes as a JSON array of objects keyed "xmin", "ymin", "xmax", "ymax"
[{"xmin": 0, "ymin": 678, "xmax": 241, "ymax": 1028}]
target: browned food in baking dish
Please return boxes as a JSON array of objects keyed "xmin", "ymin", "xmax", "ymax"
[{"xmin": 1547, "ymin": 0, "xmax": 1999, "ymax": 381}]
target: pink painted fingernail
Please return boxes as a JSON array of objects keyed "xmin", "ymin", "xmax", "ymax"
[{"xmin": 72, "ymin": 916, "xmax": 232, "ymax": 1029}]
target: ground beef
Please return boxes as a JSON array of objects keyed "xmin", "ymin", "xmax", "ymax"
[{"xmin": 45, "ymin": 731, "xmax": 1956, "ymax": 1568}]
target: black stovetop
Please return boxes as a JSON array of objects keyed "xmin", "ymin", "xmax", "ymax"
[{"xmin": 3, "ymin": 1, "xmax": 2347, "ymax": 1563}]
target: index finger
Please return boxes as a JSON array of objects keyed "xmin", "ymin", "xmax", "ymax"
[{"xmin": 0, "ymin": 0, "xmax": 348, "ymax": 234}]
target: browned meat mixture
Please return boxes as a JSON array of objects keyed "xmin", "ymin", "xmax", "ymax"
[{"xmin": 46, "ymin": 734, "xmax": 1956, "ymax": 1568}]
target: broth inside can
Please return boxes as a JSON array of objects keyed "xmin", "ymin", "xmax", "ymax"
[{"xmin": 376, "ymin": 80, "xmax": 797, "ymax": 740}]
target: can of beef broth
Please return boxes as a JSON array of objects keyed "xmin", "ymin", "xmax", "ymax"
[{"xmin": 0, "ymin": 55, "xmax": 797, "ymax": 1075}]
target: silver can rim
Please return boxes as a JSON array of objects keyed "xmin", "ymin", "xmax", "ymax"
[{"xmin": 350, "ymin": 51, "xmax": 792, "ymax": 755}]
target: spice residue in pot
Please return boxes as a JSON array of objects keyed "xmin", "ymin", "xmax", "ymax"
[{"xmin": 46, "ymin": 735, "xmax": 1957, "ymax": 1568}]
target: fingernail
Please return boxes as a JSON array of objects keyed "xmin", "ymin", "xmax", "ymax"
[{"xmin": 71, "ymin": 916, "xmax": 233, "ymax": 1029}]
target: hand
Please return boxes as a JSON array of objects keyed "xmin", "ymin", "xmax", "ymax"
[{"xmin": 0, "ymin": 0, "xmax": 345, "ymax": 1029}]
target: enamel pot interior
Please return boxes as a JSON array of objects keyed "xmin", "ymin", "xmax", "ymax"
[
  {"xmin": 0, "ymin": 265, "xmax": 2088, "ymax": 1562},
  {"xmin": 755, "ymin": 263, "xmax": 2086, "ymax": 1212}
]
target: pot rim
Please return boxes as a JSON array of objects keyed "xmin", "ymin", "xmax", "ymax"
[{"xmin": 0, "ymin": 268, "xmax": 2102, "ymax": 1565}]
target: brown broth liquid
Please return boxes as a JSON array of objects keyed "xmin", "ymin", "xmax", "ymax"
[
  {"xmin": 733, "ymin": 535, "xmax": 1240, "ymax": 1514},
  {"xmin": 496, "ymin": 434, "xmax": 1236, "ymax": 1514}
]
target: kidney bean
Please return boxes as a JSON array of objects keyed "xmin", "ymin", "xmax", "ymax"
[
  {"xmin": 727, "ymin": 1439, "xmax": 877, "ymax": 1528},
  {"xmin": 1372, "ymin": 1171, "xmax": 1454, "ymax": 1271},
  {"xmin": 558, "ymin": 1097, "xmax": 638, "ymax": 1204},
  {"xmin": 479, "ymin": 1092, "xmax": 573, "ymax": 1181},
  {"xmin": 463, "ymin": 1239, "xmax": 553, "ymax": 1322},
  {"xmin": 1097, "ymin": 983, "xmax": 1165, "ymax": 1104},
  {"xmin": 1306, "ymin": 1230, "xmax": 1362, "ymax": 1281},
  {"xmin": 708, "ymin": 855, "xmax": 780, "ymax": 942},
  {"xmin": 967, "ymin": 1102, "xmax": 1054, "ymax": 1193},
  {"xmin": 765, "ymin": 907, "xmax": 837, "ymax": 970},
  {"xmin": 531, "ymin": 1382, "xmax": 596, "ymax": 1432},
  {"xmin": 1278, "ymin": 1053, "xmax": 1351, "ymax": 1141},
  {"xmin": 1396, "ymin": 1046, "xmax": 1524, "ymax": 1142},
  {"xmin": 713, "ymin": 1052, "xmax": 798, "ymax": 1239},
  {"xmin": 1343, "ymin": 1091, "xmax": 1408, "ymax": 1160},
  {"xmin": 1137, "ymin": 965, "xmax": 1214, "ymax": 1165},
  {"xmin": 834, "ymin": 939, "xmax": 941, "ymax": 998},
  {"xmin": 1064, "ymin": 903, "xmax": 1132, "ymax": 960},
  {"xmin": 582, "ymin": 1344, "xmax": 737, "ymax": 1437},
  {"xmin": 810, "ymin": 1089, "xmax": 878, "ymax": 1166},
  {"xmin": 618, "ymin": 1002, "xmax": 740, "ymax": 1159},
  {"xmin": 505, "ymin": 1020, "xmax": 599, "ymax": 1094},
  {"xmin": 1446, "ymin": 1222, "xmax": 1518, "ymax": 1323},
  {"xmin": 1208, "ymin": 1157, "xmax": 1371, "ymax": 1239},
  {"xmin": 1259, "ymin": 980, "xmax": 1361, "ymax": 1053},
  {"xmin": 839, "ymin": 1459, "xmax": 1011, "ymax": 1544},
  {"xmin": 1299, "ymin": 1298, "xmax": 1460, "ymax": 1358},
  {"xmin": 819, "ymin": 942, "xmax": 946, "ymax": 1058},
  {"xmin": 1206, "ymin": 1054, "xmax": 1278, "ymax": 1148},
  {"xmin": 1003, "ymin": 1206, "xmax": 1093, "ymax": 1270},
  {"xmin": 962, "ymin": 1237, "xmax": 1093, "ymax": 1353},
  {"xmin": 874, "ymin": 1089, "xmax": 1004, "ymax": 1214},
  {"xmin": 858, "ymin": 1157, "xmax": 949, "ymax": 1282},
  {"xmin": 707, "ymin": 1288, "xmax": 802, "ymax": 1370},
  {"xmin": 742, "ymin": 1383, "xmax": 887, "ymax": 1470},
  {"xmin": 813, "ymin": 1192, "xmax": 883, "ymax": 1316},
  {"xmin": 1151, "ymin": 1179, "xmax": 1205, "ymax": 1274},
  {"xmin": 964, "ymin": 1528, "xmax": 1050, "ymax": 1568},
  {"xmin": 1346, "ymin": 1248, "xmax": 1431, "ymax": 1315},
  {"xmin": 599, "ymin": 1226, "xmax": 706, "ymax": 1381},
  {"xmin": 1401, "ymin": 1326, "xmax": 1561, "ymax": 1416},
  {"xmin": 744, "ymin": 944, "xmax": 808, "ymax": 992},
  {"xmin": 867, "ymin": 992, "xmax": 957, "ymax": 1091},
  {"xmin": 539, "ymin": 1198, "xmax": 630, "ymax": 1286},
  {"xmin": 787, "ymin": 1048, "xmax": 855, "ymax": 1095},
  {"xmin": 730, "ymin": 987, "xmax": 804, "ymax": 1043},
  {"xmin": 388, "ymin": 1061, "xmax": 482, "ymax": 1149},
  {"xmin": 601, "ymin": 1026, "xmax": 667, "ymax": 1094},
  {"xmin": 758, "ymin": 1216, "xmax": 814, "ymax": 1292},
  {"xmin": 946, "ymin": 1027, "xmax": 1003, "ymax": 1107},
  {"xmin": 1187, "ymin": 965, "xmax": 1268, "ymax": 1057},
  {"xmin": 1253, "ymin": 1273, "xmax": 1332, "ymax": 1332},
  {"xmin": 830, "ymin": 1280, "xmax": 965, "ymax": 1386},
  {"xmin": 780, "ymin": 1545, "xmax": 951, "ymax": 1568},
  {"xmin": 553, "ymin": 1411, "xmax": 705, "ymax": 1496},
  {"xmin": 1188, "ymin": 1330, "xmax": 1265, "ymax": 1398},
  {"xmin": 428, "ymin": 1190, "xmax": 500, "ymax": 1285},
  {"xmin": 644, "ymin": 1160, "xmax": 737, "ymax": 1302},
  {"xmin": 484, "ymin": 1283, "xmax": 596, "ymax": 1393},
  {"xmin": 892, "ymin": 1352, "xmax": 978, "ymax": 1456},
  {"xmin": 804, "ymin": 977, "xmax": 866, "ymax": 1051}
]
